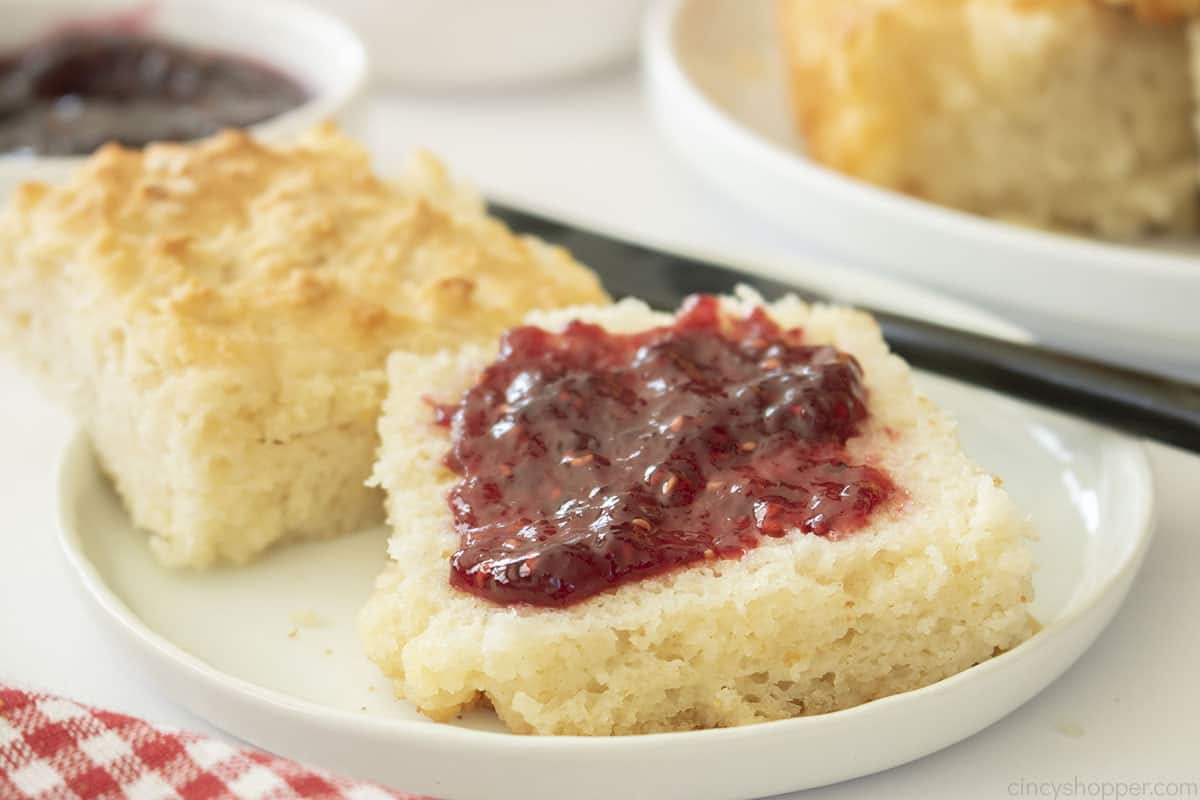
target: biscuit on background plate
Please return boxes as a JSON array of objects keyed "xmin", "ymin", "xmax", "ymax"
[{"xmin": 778, "ymin": 0, "xmax": 1199, "ymax": 238}]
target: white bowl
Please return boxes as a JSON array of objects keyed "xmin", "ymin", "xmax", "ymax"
[
  {"xmin": 642, "ymin": 0, "xmax": 1200, "ymax": 380},
  {"xmin": 306, "ymin": 0, "xmax": 650, "ymax": 88},
  {"xmin": 0, "ymin": 0, "xmax": 367, "ymax": 187}
]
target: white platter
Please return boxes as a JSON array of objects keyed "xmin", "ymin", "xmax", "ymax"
[
  {"xmin": 642, "ymin": 0, "xmax": 1200, "ymax": 379},
  {"xmin": 56, "ymin": 260, "xmax": 1155, "ymax": 800}
]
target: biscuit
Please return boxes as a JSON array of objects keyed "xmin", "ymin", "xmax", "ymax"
[
  {"xmin": 360, "ymin": 291, "xmax": 1037, "ymax": 735},
  {"xmin": 779, "ymin": 0, "xmax": 1198, "ymax": 237},
  {"xmin": 0, "ymin": 125, "xmax": 606, "ymax": 566}
]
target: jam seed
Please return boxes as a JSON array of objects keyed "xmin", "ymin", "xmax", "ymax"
[
  {"xmin": 668, "ymin": 415, "xmax": 685, "ymax": 432},
  {"xmin": 499, "ymin": 464, "xmax": 512, "ymax": 477},
  {"xmin": 631, "ymin": 518, "xmax": 652, "ymax": 531},
  {"xmin": 761, "ymin": 358, "xmax": 781, "ymax": 369},
  {"xmin": 518, "ymin": 562, "xmax": 533, "ymax": 579},
  {"xmin": 562, "ymin": 453, "xmax": 594, "ymax": 467},
  {"xmin": 740, "ymin": 441, "xmax": 758, "ymax": 452},
  {"xmin": 703, "ymin": 548, "xmax": 716, "ymax": 559},
  {"xmin": 662, "ymin": 475, "xmax": 678, "ymax": 496},
  {"xmin": 706, "ymin": 480, "xmax": 723, "ymax": 490}
]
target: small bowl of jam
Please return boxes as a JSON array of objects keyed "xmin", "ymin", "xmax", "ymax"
[{"xmin": 0, "ymin": 0, "xmax": 366, "ymax": 183}]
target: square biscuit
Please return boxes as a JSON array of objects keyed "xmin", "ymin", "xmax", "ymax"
[
  {"xmin": 0, "ymin": 125, "xmax": 605, "ymax": 567},
  {"xmin": 778, "ymin": 0, "xmax": 1198, "ymax": 237},
  {"xmin": 360, "ymin": 292, "xmax": 1037, "ymax": 735}
]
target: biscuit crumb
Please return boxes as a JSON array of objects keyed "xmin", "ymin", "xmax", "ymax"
[
  {"xmin": 289, "ymin": 609, "xmax": 328, "ymax": 628},
  {"xmin": 1056, "ymin": 720, "xmax": 1086, "ymax": 738}
]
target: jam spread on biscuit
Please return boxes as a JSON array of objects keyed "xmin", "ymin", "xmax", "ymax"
[
  {"xmin": 437, "ymin": 296, "xmax": 896, "ymax": 607},
  {"xmin": 0, "ymin": 32, "xmax": 308, "ymax": 156}
]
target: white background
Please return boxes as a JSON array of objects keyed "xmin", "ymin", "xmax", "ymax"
[{"xmin": 1, "ymin": 72, "xmax": 1198, "ymax": 799}]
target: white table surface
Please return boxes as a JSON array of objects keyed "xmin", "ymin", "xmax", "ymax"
[{"xmin": 2, "ymin": 70, "xmax": 1198, "ymax": 799}]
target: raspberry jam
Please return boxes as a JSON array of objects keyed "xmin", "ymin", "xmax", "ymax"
[
  {"xmin": 0, "ymin": 32, "xmax": 308, "ymax": 156},
  {"xmin": 438, "ymin": 296, "xmax": 895, "ymax": 607}
]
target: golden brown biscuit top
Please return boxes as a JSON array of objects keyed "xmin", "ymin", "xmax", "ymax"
[
  {"xmin": 782, "ymin": 0, "xmax": 1199, "ymax": 29},
  {"xmin": 0, "ymin": 124, "xmax": 606, "ymax": 376},
  {"xmin": 1098, "ymin": 0, "xmax": 1200, "ymax": 21}
]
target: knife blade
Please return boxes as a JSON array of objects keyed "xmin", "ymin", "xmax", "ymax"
[{"xmin": 490, "ymin": 200, "xmax": 1200, "ymax": 453}]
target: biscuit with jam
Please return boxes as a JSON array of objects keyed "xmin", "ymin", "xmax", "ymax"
[{"xmin": 360, "ymin": 290, "xmax": 1037, "ymax": 735}]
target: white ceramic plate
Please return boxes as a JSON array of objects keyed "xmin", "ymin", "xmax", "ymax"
[
  {"xmin": 56, "ymin": 266, "xmax": 1154, "ymax": 800},
  {"xmin": 642, "ymin": 0, "xmax": 1200, "ymax": 379},
  {"xmin": 58, "ymin": 377, "xmax": 1155, "ymax": 800}
]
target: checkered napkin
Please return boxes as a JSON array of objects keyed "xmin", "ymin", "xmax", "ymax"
[{"xmin": 0, "ymin": 685, "xmax": 420, "ymax": 800}]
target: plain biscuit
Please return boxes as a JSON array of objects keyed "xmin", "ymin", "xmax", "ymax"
[{"xmin": 0, "ymin": 125, "xmax": 606, "ymax": 567}]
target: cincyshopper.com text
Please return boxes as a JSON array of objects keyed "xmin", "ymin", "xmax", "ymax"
[{"xmin": 1009, "ymin": 778, "xmax": 1199, "ymax": 800}]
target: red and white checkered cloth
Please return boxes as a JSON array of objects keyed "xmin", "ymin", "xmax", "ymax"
[{"xmin": 0, "ymin": 685, "xmax": 423, "ymax": 800}]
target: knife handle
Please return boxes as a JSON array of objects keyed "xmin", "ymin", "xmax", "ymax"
[{"xmin": 873, "ymin": 311, "xmax": 1200, "ymax": 452}]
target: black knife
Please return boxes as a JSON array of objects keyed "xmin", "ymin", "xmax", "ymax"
[{"xmin": 490, "ymin": 201, "xmax": 1200, "ymax": 454}]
